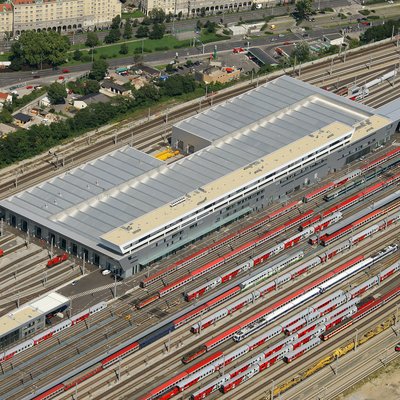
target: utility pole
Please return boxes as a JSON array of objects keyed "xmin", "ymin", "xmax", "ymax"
[
  {"xmin": 167, "ymin": 329, "xmax": 171, "ymax": 353},
  {"xmin": 114, "ymin": 273, "xmax": 117, "ymax": 299},
  {"xmin": 271, "ymin": 379, "xmax": 275, "ymax": 400},
  {"xmin": 50, "ymin": 237, "xmax": 54, "ymax": 258},
  {"xmin": 82, "ymin": 253, "xmax": 85, "ymax": 276},
  {"xmin": 117, "ymin": 357, "xmax": 121, "ymax": 380},
  {"xmin": 354, "ymin": 328, "xmax": 358, "ymax": 351}
]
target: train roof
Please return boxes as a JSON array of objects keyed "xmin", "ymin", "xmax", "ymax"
[{"xmin": 0, "ymin": 76, "xmax": 391, "ymax": 258}]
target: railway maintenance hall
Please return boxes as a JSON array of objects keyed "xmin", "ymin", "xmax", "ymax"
[{"xmin": 0, "ymin": 75, "xmax": 399, "ymax": 278}]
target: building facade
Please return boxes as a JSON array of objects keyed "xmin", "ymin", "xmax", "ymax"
[
  {"xmin": 0, "ymin": 3, "xmax": 13, "ymax": 39},
  {"xmin": 9, "ymin": 0, "xmax": 121, "ymax": 36},
  {"xmin": 141, "ymin": 0, "xmax": 278, "ymax": 17},
  {"xmin": 0, "ymin": 76, "xmax": 398, "ymax": 279}
]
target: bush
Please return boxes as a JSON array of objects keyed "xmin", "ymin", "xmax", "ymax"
[
  {"xmin": 367, "ymin": 15, "xmax": 380, "ymax": 20},
  {"xmin": 81, "ymin": 53, "xmax": 92, "ymax": 62},
  {"xmin": 155, "ymin": 46, "xmax": 170, "ymax": 51},
  {"xmin": 359, "ymin": 9, "xmax": 370, "ymax": 15},
  {"xmin": 222, "ymin": 29, "xmax": 231, "ymax": 35}
]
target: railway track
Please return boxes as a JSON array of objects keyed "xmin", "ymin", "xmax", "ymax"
[
  {"xmin": 52, "ymin": 236, "xmax": 399, "ymax": 400},
  {"xmin": 0, "ymin": 150, "xmax": 400, "ymax": 396},
  {"xmin": 1, "ymin": 201, "xmax": 398, "ymax": 399}
]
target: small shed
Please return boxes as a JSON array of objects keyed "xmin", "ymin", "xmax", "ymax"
[
  {"xmin": 323, "ymin": 33, "xmax": 344, "ymax": 47},
  {"xmin": 73, "ymin": 93, "xmax": 110, "ymax": 109},
  {"xmin": 13, "ymin": 112, "xmax": 32, "ymax": 126},
  {"xmin": 100, "ymin": 80, "xmax": 131, "ymax": 97}
]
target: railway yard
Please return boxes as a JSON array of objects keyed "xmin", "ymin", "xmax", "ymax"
[{"xmin": 0, "ymin": 38, "xmax": 399, "ymax": 400}]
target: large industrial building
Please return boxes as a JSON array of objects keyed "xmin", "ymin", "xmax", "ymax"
[{"xmin": 0, "ymin": 76, "xmax": 399, "ymax": 278}]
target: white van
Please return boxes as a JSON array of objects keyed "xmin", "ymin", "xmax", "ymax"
[{"xmin": 102, "ymin": 269, "xmax": 111, "ymax": 276}]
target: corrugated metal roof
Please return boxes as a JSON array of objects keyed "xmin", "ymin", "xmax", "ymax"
[
  {"xmin": 174, "ymin": 76, "xmax": 374, "ymax": 143},
  {"xmin": 0, "ymin": 76, "xmax": 378, "ymax": 255},
  {"xmin": 376, "ymin": 97, "xmax": 400, "ymax": 121}
]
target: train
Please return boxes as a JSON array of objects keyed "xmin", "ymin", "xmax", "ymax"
[
  {"xmin": 190, "ymin": 279, "xmax": 399, "ymax": 399},
  {"xmin": 185, "ymin": 251, "xmax": 304, "ymax": 303},
  {"xmin": 136, "ymin": 210, "xmax": 317, "ymax": 309},
  {"xmin": 139, "ymin": 201, "xmax": 301, "ymax": 288},
  {"xmin": 0, "ymin": 302, "xmax": 107, "ymax": 364},
  {"xmin": 322, "ymin": 281, "xmax": 400, "ymax": 340},
  {"xmin": 34, "ymin": 244, "xmax": 399, "ymax": 400},
  {"xmin": 47, "ymin": 253, "xmax": 69, "ymax": 268},
  {"xmin": 139, "ymin": 211, "xmax": 343, "ymax": 308},
  {"xmin": 153, "ymin": 263, "xmax": 400, "ymax": 400},
  {"xmin": 302, "ymin": 146, "xmax": 400, "ymax": 203},
  {"xmin": 181, "ymin": 244, "xmax": 397, "ymax": 367},
  {"xmin": 319, "ymin": 209, "xmax": 400, "ymax": 246},
  {"xmin": 189, "ymin": 251, "xmax": 336, "ymax": 334}
]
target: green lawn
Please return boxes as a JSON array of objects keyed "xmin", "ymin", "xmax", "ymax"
[
  {"xmin": 122, "ymin": 10, "xmax": 145, "ymax": 19},
  {"xmin": 0, "ymin": 53, "xmax": 11, "ymax": 61},
  {"xmin": 65, "ymin": 35, "xmax": 194, "ymax": 65},
  {"xmin": 200, "ymin": 31, "xmax": 230, "ymax": 44}
]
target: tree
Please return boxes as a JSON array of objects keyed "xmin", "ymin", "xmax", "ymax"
[
  {"xmin": 123, "ymin": 22, "xmax": 133, "ymax": 39},
  {"xmin": 119, "ymin": 43, "xmax": 129, "ymax": 54},
  {"xmin": 141, "ymin": 16, "xmax": 152, "ymax": 25},
  {"xmin": 10, "ymin": 31, "xmax": 70, "ymax": 68},
  {"xmin": 0, "ymin": 109, "xmax": 13, "ymax": 124},
  {"xmin": 133, "ymin": 53, "xmax": 144, "ymax": 65},
  {"xmin": 73, "ymin": 49, "xmax": 82, "ymax": 61},
  {"xmin": 85, "ymin": 32, "xmax": 99, "ymax": 48},
  {"xmin": 149, "ymin": 23, "xmax": 166, "ymax": 40},
  {"xmin": 136, "ymin": 25, "xmax": 149, "ymax": 38},
  {"xmin": 84, "ymin": 79, "xmax": 100, "ymax": 94},
  {"xmin": 132, "ymin": 19, "xmax": 139, "ymax": 27},
  {"xmin": 111, "ymin": 15, "xmax": 122, "ymax": 30},
  {"xmin": 48, "ymin": 82, "xmax": 67, "ymax": 105},
  {"xmin": 165, "ymin": 63, "xmax": 175, "ymax": 73},
  {"xmin": 296, "ymin": 0, "xmax": 313, "ymax": 19},
  {"xmin": 89, "ymin": 59, "xmax": 108, "ymax": 81},
  {"xmin": 105, "ymin": 28, "xmax": 121, "ymax": 43},
  {"xmin": 149, "ymin": 8, "xmax": 166, "ymax": 23},
  {"xmin": 291, "ymin": 41, "xmax": 310, "ymax": 62},
  {"xmin": 177, "ymin": 11, "xmax": 183, "ymax": 20},
  {"xmin": 200, "ymin": 7, "xmax": 206, "ymax": 17}
]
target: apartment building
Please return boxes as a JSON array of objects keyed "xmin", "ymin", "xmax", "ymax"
[
  {"xmin": 0, "ymin": 3, "xmax": 13, "ymax": 39},
  {"xmin": 10, "ymin": 0, "xmax": 121, "ymax": 35},
  {"xmin": 141, "ymin": 0, "xmax": 282, "ymax": 16}
]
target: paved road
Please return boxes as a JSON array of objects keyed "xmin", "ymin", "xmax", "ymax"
[
  {"xmin": 0, "ymin": 19, "xmax": 371, "ymax": 91},
  {"xmin": 0, "ymin": 0, "xmax": 350, "ymax": 50}
]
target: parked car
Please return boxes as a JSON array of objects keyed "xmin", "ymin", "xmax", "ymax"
[
  {"xmin": 102, "ymin": 269, "xmax": 111, "ymax": 276},
  {"xmin": 62, "ymin": 69, "xmax": 70, "ymax": 73}
]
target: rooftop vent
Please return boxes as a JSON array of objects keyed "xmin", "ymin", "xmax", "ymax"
[{"xmin": 170, "ymin": 196, "xmax": 186, "ymax": 207}]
